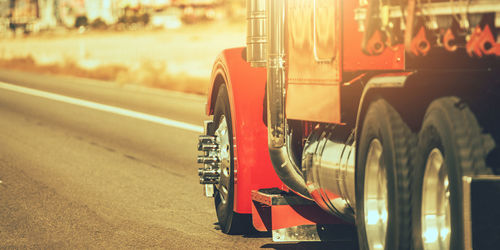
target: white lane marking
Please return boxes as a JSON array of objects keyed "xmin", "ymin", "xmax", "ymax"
[{"xmin": 0, "ymin": 81, "xmax": 203, "ymax": 133}]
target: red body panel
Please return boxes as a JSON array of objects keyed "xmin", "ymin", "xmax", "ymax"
[
  {"xmin": 251, "ymin": 190, "xmax": 346, "ymax": 231},
  {"xmin": 252, "ymin": 202, "xmax": 345, "ymax": 231},
  {"xmin": 342, "ymin": 0, "xmax": 405, "ymax": 71},
  {"xmin": 207, "ymin": 48, "xmax": 284, "ymax": 214}
]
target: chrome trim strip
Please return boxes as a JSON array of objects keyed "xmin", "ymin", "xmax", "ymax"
[{"xmin": 463, "ymin": 176, "xmax": 473, "ymax": 250}]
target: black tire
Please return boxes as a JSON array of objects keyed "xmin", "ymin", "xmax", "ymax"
[
  {"xmin": 412, "ymin": 96, "xmax": 495, "ymax": 250},
  {"xmin": 212, "ymin": 85, "xmax": 252, "ymax": 235},
  {"xmin": 356, "ymin": 99, "xmax": 415, "ymax": 250}
]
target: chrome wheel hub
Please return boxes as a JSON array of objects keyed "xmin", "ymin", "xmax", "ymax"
[
  {"xmin": 364, "ymin": 139, "xmax": 388, "ymax": 250},
  {"xmin": 421, "ymin": 148, "xmax": 451, "ymax": 250},
  {"xmin": 198, "ymin": 115, "xmax": 231, "ymax": 196},
  {"xmin": 197, "ymin": 116, "xmax": 231, "ymax": 202}
]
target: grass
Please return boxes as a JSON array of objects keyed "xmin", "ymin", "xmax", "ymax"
[
  {"xmin": 0, "ymin": 56, "xmax": 208, "ymax": 95},
  {"xmin": 0, "ymin": 20, "xmax": 247, "ymax": 95}
]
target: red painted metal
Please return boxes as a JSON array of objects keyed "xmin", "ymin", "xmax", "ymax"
[
  {"xmin": 410, "ymin": 27, "xmax": 431, "ymax": 56},
  {"xmin": 365, "ymin": 30, "xmax": 385, "ymax": 56},
  {"xmin": 251, "ymin": 190, "xmax": 347, "ymax": 232},
  {"xmin": 466, "ymin": 26, "xmax": 484, "ymax": 57},
  {"xmin": 343, "ymin": 0, "xmax": 405, "ymax": 71},
  {"xmin": 478, "ymin": 25, "xmax": 500, "ymax": 56},
  {"xmin": 252, "ymin": 201, "xmax": 271, "ymax": 231},
  {"xmin": 465, "ymin": 25, "xmax": 500, "ymax": 57},
  {"xmin": 206, "ymin": 48, "xmax": 284, "ymax": 214},
  {"xmin": 443, "ymin": 29, "xmax": 458, "ymax": 52}
]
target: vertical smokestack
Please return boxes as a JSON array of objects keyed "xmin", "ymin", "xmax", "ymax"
[
  {"xmin": 246, "ymin": 0, "xmax": 267, "ymax": 67},
  {"xmin": 266, "ymin": 0, "xmax": 310, "ymax": 199},
  {"xmin": 266, "ymin": 0, "xmax": 285, "ymax": 148}
]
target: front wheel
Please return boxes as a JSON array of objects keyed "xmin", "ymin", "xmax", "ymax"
[
  {"xmin": 212, "ymin": 85, "xmax": 252, "ymax": 235},
  {"xmin": 356, "ymin": 99, "xmax": 415, "ymax": 250}
]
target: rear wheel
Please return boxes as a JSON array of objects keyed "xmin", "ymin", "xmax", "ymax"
[
  {"xmin": 356, "ymin": 99, "xmax": 415, "ymax": 250},
  {"xmin": 412, "ymin": 96, "xmax": 495, "ymax": 250},
  {"xmin": 212, "ymin": 85, "xmax": 252, "ymax": 235}
]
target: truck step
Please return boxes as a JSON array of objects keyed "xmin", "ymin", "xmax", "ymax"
[
  {"xmin": 251, "ymin": 188, "xmax": 316, "ymax": 206},
  {"xmin": 251, "ymin": 188, "xmax": 356, "ymax": 243}
]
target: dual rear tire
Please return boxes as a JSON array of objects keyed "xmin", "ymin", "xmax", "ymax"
[
  {"xmin": 412, "ymin": 97, "xmax": 494, "ymax": 250},
  {"xmin": 357, "ymin": 97, "xmax": 495, "ymax": 249}
]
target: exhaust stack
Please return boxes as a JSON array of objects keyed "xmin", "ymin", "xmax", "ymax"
[
  {"xmin": 265, "ymin": 0, "xmax": 311, "ymax": 199},
  {"xmin": 246, "ymin": 0, "xmax": 267, "ymax": 67},
  {"xmin": 246, "ymin": 0, "xmax": 310, "ymax": 199}
]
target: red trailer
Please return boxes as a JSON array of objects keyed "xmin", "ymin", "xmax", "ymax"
[{"xmin": 198, "ymin": 0, "xmax": 500, "ymax": 249}]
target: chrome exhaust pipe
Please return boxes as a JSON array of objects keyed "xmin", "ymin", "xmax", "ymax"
[
  {"xmin": 266, "ymin": 0, "xmax": 310, "ymax": 199},
  {"xmin": 246, "ymin": 0, "xmax": 267, "ymax": 67}
]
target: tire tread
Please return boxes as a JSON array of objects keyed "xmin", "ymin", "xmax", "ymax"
[
  {"xmin": 357, "ymin": 99, "xmax": 416, "ymax": 250},
  {"xmin": 385, "ymin": 100, "xmax": 417, "ymax": 250},
  {"xmin": 428, "ymin": 97, "xmax": 493, "ymax": 176},
  {"xmin": 413, "ymin": 96, "xmax": 497, "ymax": 250},
  {"xmin": 212, "ymin": 85, "xmax": 253, "ymax": 235}
]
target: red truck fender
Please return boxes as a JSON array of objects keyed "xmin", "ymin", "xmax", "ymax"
[{"xmin": 206, "ymin": 47, "xmax": 283, "ymax": 214}]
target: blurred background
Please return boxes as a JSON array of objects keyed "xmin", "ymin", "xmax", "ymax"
[
  {"xmin": 0, "ymin": 2, "xmax": 275, "ymax": 248},
  {"xmin": 0, "ymin": 0, "xmax": 247, "ymax": 95}
]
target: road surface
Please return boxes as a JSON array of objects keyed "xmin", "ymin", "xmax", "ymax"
[{"xmin": 0, "ymin": 70, "xmax": 352, "ymax": 249}]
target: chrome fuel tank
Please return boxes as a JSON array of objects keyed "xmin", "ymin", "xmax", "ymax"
[{"xmin": 302, "ymin": 125, "xmax": 356, "ymax": 222}]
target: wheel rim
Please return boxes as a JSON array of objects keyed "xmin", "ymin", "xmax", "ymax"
[
  {"xmin": 364, "ymin": 139, "xmax": 388, "ymax": 250},
  {"xmin": 215, "ymin": 115, "xmax": 231, "ymax": 205},
  {"xmin": 421, "ymin": 148, "xmax": 451, "ymax": 250}
]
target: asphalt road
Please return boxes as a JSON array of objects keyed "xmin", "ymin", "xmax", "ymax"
[{"xmin": 0, "ymin": 70, "xmax": 350, "ymax": 249}]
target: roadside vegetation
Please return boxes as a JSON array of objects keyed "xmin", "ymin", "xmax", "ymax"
[{"xmin": 0, "ymin": 21, "xmax": 245, "ymax": 95}]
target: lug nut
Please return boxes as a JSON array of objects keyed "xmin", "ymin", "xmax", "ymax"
[
  {"xmin": 198, "ymin": 142, "xmax": 217, "ymax": 151},
  {"xmin": 199, "ymin": 168, "xmax": 220, "ymax": 178},
  {"xmin": 198, "ymin": 135, "xmax": 216, "ymax": 143},
  {"xmin": 197, "ymin": 155, "xmax": 219, "ymax": 164},
  {"xmin": 200, "ymin": 178, "xmax": 218, "ymax": 185},
  {"xmin": 198, "ymin": 135, "xmax": 217, "ymax": 151},
  {"xmin": 197, "ymin": 130, "xmax": 221, "ymax": 186},
  {"xmin": 200, "ymin": 143, "xmax": 218, "ymax": 151}
]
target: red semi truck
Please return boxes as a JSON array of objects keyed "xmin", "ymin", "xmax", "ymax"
[{"xmin": 197, "ymin": 0, "xmax": 500, "ymax": 249}]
